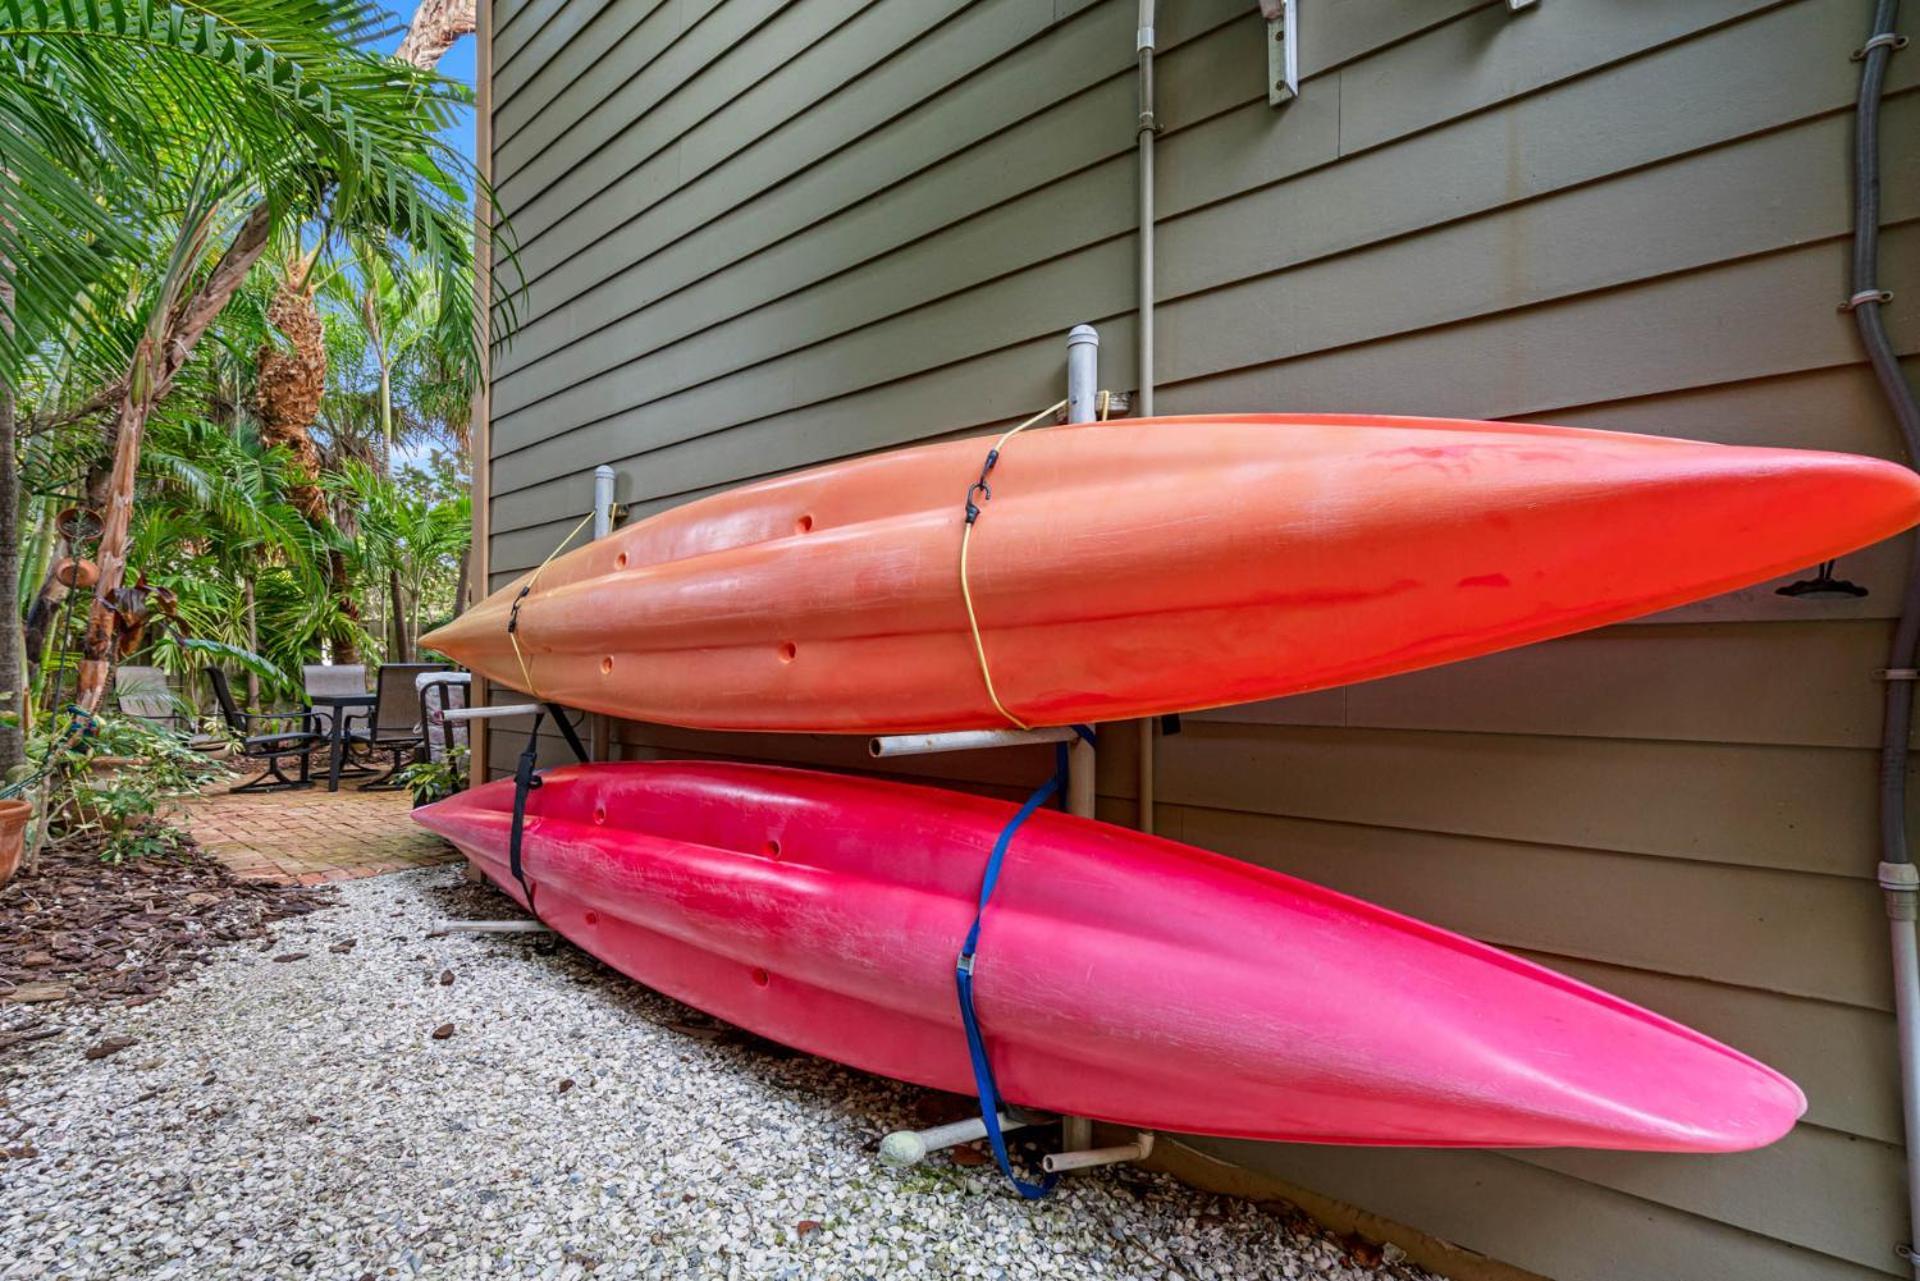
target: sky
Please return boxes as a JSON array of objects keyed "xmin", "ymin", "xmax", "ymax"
[{"xmin": 372, "ymin": 3, "xmax": 478, "ymax": 168}]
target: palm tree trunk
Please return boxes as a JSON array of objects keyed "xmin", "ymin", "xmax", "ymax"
[
  {"xmin": 388, "ymin": 569, "xmax": 408, "ymax": 660},
  {"xmin": 325, "ymin": 550, "xmax": 360, "ymax": 663},
  {"xmin": 74, "ymin": 341, "xmax": 154, "ymax": 711},
  {"xmin": 409, "ymin": 578, "xmax": 423, "ymax": 656},
  {"xmin": 395, "ymin": 0, "xmax": 475, "ymax": 68},
  {"xmin": 243, "ymin": 576, "xmax": 259, "ymax": 707},
  {"xmin": 17, "ymin": 499, "xmax": 53, "ymax": 709},
  {"xmin": 255, "ymin": 251, "xmax": 362, "ymax": 660},
  {"xmin": 0, "ymin": 246, "xmax": 22, "ymax": 774},
  {"xmin": 453, "ymin": 538, "xmax": 470, "ymax": 618},
  {"xmin": 0, "ymin": 373, "xmax": 24, "ymax": 776}
]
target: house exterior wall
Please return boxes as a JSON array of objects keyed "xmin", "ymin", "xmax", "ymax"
[{"xmin": 475, "ymin": 2, "xmax": 1920, "ymax": 1276}]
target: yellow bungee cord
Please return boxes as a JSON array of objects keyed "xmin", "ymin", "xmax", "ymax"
[
  {"xmin": 506, "ymin": 508, "xmax": 599, "ymax": 700},
  {"xmin": 958, "ymin": 399, "xmax": 1070, "ymax": 730}
]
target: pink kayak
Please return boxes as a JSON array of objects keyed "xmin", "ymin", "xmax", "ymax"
[{"xmin": 415, "ymin": 761, "xmax": 1805, "ymax": 1151}]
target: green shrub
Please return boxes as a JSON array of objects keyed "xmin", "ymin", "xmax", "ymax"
[
  {"xmin": 397, "ymin": 744, "xmax": 467, "ymax": 807},
  {"xmin": 28, "ymin": 711, "xmax": 224, "ymax": 862}
]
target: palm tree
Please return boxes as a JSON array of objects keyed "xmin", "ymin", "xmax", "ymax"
[
  {"xmin": 0, "ymin": 0, "xmax": 495, "ymax": 716},
  {"xmin": 246, "ymin": 1, "xmax": 478, "ymax": 664},
  {"xmin": 328, "ymin": 460, "xmax": 466, "ymax": 661},
  {"xmin": 329, "ymin": 243, "xmax": 470, "ymax": 656}
]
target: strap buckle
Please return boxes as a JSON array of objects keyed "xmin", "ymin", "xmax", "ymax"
[
  {"xmin": 506, "ymin": 584, "xmax": 532, "ymax": 634},
  {"xmin": 964, "ymin": 448, "xmax": 1003, "ymax": 525},
  {"xmin": 965, "ymin": 480, "xmax": 990, "ymax": 525}
]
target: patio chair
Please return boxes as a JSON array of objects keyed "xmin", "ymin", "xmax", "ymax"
[
  {"xmin": 112, "ymin": 665, "xmax": 185, "ymax": 733},
  {"xmin": 301, "ymin": 662, "xmax": 369, "ymax": 705},
  {"xmin": 417, "ymin": 671, "xmax": 471, "ymax": 768},
  {"xmin": 205, "ymin": 667, "xmax": 325, "ymax": 793},
  {"xmin": 355, "ymin": 662, "xmax": 450, "ymax": 790}
]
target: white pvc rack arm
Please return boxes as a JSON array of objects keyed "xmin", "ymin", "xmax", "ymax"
[
  {"xmin": 1041, "ymin": 1131, "xmax": 1154, "ymax": 1174},
  {"xmin": 868, "ymin": 726, "xmax": 1081, "ymax": 757},
  {"xmin": 442, "ymin": 703, "xmax": 545, "ymax": 722},
  {"xmin": 878, "ymin": 1111, "xmax": 1044, "ymax": 1168},
  {"xmin": 868, "ymin": 326, "xmax": 1140, "ymax": 1176}
]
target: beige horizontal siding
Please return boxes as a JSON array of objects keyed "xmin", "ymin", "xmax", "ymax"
[
  {"xmin": 490, "ymin": 0, "xmax": 1881, "ymax": 483},
  {"xmin": 1182, "ymin": 1138, "xmax": 1893, "ymax": 1281},
  {"xmin": 1196, "ymin": 620, "xmax": 1895, "ymax": 749},
  {"xmin": 484, "ymin": 0, "xmax": 1920, "ymax": 1275}
]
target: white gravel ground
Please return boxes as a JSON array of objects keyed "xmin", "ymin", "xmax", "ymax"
[{"xmin": 0, "ymin": 866, "xmax": 1435, "ymax": 1281}]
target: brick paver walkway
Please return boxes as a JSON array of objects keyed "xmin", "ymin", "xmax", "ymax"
[{"xmin": 185, "ymin": 780, "xmax": 462, "ymax": 885}]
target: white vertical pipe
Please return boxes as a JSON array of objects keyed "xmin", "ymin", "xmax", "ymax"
[
  {"xmin": 590, "ymin": 464, "xmax": 617, "ymax": 761},
  {"xmin": 1135, "ymin": 0, "xmax": 1159, "ymax": 838},
  {"xmin": 1885, "ymin": 859, "xmax": 1920, "ymax": 1277},
  {"xmin": 592, "ymin": 464, "xmax": 616, "ymax": 539},
  {"xmin": 1066, "ymin": 325, "xmax": 1099, "ymax": 423},
  {"xmin": 1062, "ymin": 325, "xmax": 1101, "ymax": 1155},
  {"xmin": 1068, "ymin": 738, "xmax": 1096, "ymax": 820},
  {"xmin": 1893, "ymin": 914, "xmax": 1920, "ymax": 1275},
  {"xmin": 1136, "ymin": 2, "xmax": 1156, "ymax": 424},
  {"xmin": 1063, "ymin": 326, "xmax": 1100, "ymax": 832}
]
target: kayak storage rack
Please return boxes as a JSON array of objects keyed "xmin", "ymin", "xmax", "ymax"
[{"xmin": 865, "ymin": 324, "xmax": 1164, "ymax": 1184}]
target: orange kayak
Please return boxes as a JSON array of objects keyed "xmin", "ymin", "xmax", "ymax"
[{"xmin": 428, "ymin": 414, "xmax": 1920, "ymax": 732}]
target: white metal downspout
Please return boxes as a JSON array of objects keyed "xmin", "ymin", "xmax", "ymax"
[{"xmin": 1135, "ymin": 0, "xmax": 1159, "ymax": 837}]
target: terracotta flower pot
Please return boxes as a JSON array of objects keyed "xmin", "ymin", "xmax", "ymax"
[
  {"xmin": 53, "ymin": 556, "xmax": 99, "ymax": 589},
  {"xmin": 0, "ymin": 798, "xmax": 33, "ymax": 888}
]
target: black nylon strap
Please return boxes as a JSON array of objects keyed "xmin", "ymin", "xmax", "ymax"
[
  {"xmin": 544, "ymin": 702, "xmax": 590, "ymax": 764},
  {"xmin": 507, "ymin": 705, "xmax": 590, "ymax": 914},
  {"xmin": 507, "ymin": 712, "xmax": 545, "ymax": 911}
]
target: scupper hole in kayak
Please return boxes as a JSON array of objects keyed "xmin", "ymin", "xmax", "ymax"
[
  {"xmin": 593, "ymin": 805, "xmax": 606, "ymax": 825},
  {"xmin": 751, "ymin": 967, "xmax": 770, "ymax": 987},
  {"xmin": 614, "ymin": 551, "xmax": 628, "ymax": 570},
  {"xmin": 795, "ymin": 513, "xmax": 813, "ymax": 533},
  {"xmin": 600, "ymin": 656, "xmax": 614, "ymax": 675},
  {"xmin": 764, "ymin": 838, "xmax": 781, "ymax": 859},
  {"xmin": 778, "ymin": 642, "xmax": 797, "ymax": 664}
]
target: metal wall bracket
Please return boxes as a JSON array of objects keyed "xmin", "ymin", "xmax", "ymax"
[{"xmin": 1266, "ymin": 0, "xmax": 1297, "ymax": 106}]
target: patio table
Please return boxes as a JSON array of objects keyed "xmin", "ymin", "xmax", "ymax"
[{"xmin": 311, "ymin": 692, "xmax": 377, "ymax": 793}]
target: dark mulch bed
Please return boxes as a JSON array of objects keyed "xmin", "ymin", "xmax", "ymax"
[{"xmin": 0, "ymin": 835, "xmax": 331, "ymax": 1055}]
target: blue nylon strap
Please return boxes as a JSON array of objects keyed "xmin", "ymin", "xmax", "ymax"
[{"xmin": 954, "ymin": 726, "xmax": 1093, "ymax": 1198}]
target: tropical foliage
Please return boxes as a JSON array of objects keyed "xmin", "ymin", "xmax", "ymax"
[{"xmin": 0, "ymin": 0, "xmax": 487, "ymax": 853}]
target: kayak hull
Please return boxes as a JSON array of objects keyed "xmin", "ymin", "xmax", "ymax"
[
  {"xmin": 426, "ymin": 414, "xmax": 1920, "ymax": 732},
  {"xmin": 415, "ymin": 761, "xmax": 1806, "ymax": 1151}
]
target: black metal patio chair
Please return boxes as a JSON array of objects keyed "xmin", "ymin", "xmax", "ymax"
[
  {"xmin": 205, "ymin": 667, "xmax": 326, "ymax": 793},
  {"xmin": 418, "ymin": 672, "xmax": 471, "ymax": 793},
  {"xmin": 355, "ymin": 662, "xmax": 450, "ymax": 790}
]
